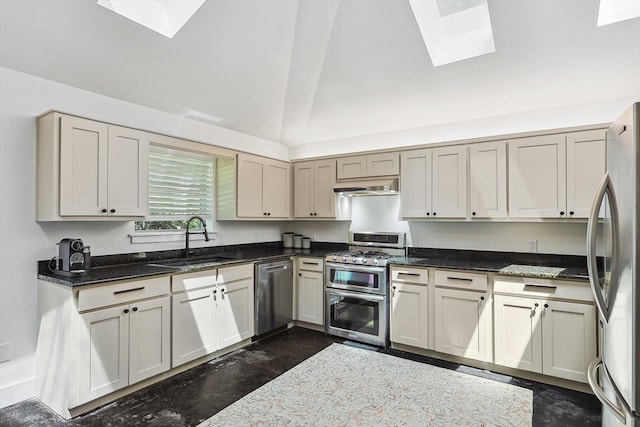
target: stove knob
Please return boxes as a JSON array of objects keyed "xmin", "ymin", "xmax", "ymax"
[
  {"xmin": 332, "ymin": 255, "xmax": 337, "ymax": 261},
  {"xmin": 342, "ymin": 256, "xmax": 348, "ymax": 262},
  {"xmin": 373, "ymin": 258, "xmax": 378, "ymax": 265}
]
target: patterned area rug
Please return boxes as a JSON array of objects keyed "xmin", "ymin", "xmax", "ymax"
[{"xmin": 198, "ymin": 343, "xmax": 532, "ymax": 426}]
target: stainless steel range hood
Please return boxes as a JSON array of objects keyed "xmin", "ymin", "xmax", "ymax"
[{"xmin": 333, "ymin": 178, "xmax": 399, "ymax": 196}]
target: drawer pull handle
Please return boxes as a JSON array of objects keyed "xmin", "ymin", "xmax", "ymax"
[
  {"xmin": 398, "ymin": 272, "xmax": 420, "ymax": 277},
  {"xmin": 447, "ymin": 277, "xmax": 473, "ymax": 282},
  {"xmin": 524, "ymin": 284, "xmax": 557, "ymax": 291},
  {"xmin": 302, "ymin": 262, "xmax": 319, "ymax": 265},
  {"xmin": 114, "ymin": 286, "xmax": 145, "ymax": 295}
]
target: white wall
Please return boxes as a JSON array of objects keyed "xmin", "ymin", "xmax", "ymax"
[{"xmin": 0, "ymin": 67, "xmax": 291, "ymax": 408}]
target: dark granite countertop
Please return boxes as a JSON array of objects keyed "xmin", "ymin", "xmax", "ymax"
[
  {"xmin": 38, "ymin": 241, "xmax": 347, "ymax": 287},
  {"xmin": 389, "ymin": 248, "xmax": 596, "ymax": 281}
]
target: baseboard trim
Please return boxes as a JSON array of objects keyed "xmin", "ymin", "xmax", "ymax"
[{"xmin": 0, "ymin": 377, "xmax": 35, "ymax": 409}]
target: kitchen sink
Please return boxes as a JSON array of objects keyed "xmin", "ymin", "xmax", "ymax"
[{"xmin": 146, "ymin": 254, "xmax": 236, "ymax": 268}]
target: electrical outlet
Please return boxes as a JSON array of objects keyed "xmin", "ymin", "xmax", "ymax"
[
  {"xmin": 528, "ymin": 240, "xmax": 538, "ymax": 253},
  {"xmin": 0, "ymin": 342, "xmax": 11, "ymax": 363}
]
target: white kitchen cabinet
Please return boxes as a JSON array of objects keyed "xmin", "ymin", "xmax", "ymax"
[
  {"xmin": 493, "ymin": 277, "xmax": 597, "ymax": 382},
  {"xmin": 566, "ymin": 130, "xmax": 606, "ymax": 218},
  {"xmin": 293, "ymin": 159, "xmax": 336, "ymax": 218},
  {"xmin": 390, "ymin": 282, "xmax": 429, "ymax": 349},
  {"xmin": 237, "ymin": 153, "xmax": 290, "ymax": 218},
  {"xmin": 337, "ymin": 152, "xmax": 399, "ymax": 179},
  {"xmin": 433, "ymin": 269, "xmax": 492, "ymax": 363},
  {"xmin": 508, "ymin": 130, "xmax": 605, "ymax": 219},
  {"xmin": 37, "ymin": 112, "xmax": 149, "ymax": 220},
  {"xmin": 297, "ymin": 269, "xmax": 324, "ymax": 325},
  {"xmin": 469, "ymin": 140, "xmax": 507, "ymax": 218},
  {"xmin": 400, "ymin": 146, "xmax": 467, "ymax": 218},
  {"xmin": 171, "ymin": 263, "xmax": 254, "ymax": 367}
]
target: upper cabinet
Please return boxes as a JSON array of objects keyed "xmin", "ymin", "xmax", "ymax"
[
  {"xmin": 293, "ymin": 159, "xmax": 336, "ymax": 218},
  {"xmin": 237, "ymin": 153, "xmax": 291, "ymax": 219},
  {"xmin": 337, "ymin": 152, "xmax": 399, "ymax": 179},
  {"xmin": 400, "ymin": 146, "xmax": 467, "ymax": 219},
  {"xmin": 469, "ymin": 141, "xmax": 507, "ymax": 218},
  {"xmin": 508, "ymin": 130, "xmax": 605, "ymax": 219},
  {"xmin": 37, "ymin": 112, "xmax": 149, "ymax": 221}
]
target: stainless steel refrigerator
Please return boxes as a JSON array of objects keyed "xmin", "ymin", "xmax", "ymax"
[{"xmin": 587, "ymin": 102, "xmax": 640, "ymax": 427}]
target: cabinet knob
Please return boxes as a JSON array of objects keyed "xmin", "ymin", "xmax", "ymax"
[
  {"xmin": 314, "ymin": 212, "xmax": 317, "ymax": 216},
  {"xmin": 132, "ymin": 307, "xmax": 138, "ymax": 312},
  {"xmin": 213, "ymin": 289, "xmax": 217, "ymax": 293},
  {"xmin": 110, "ymin": 208, "xmax": 116, "ymax": 213},
  {"xmin": 426, "ymin": 212, "xmax": 430, "ymax": 216},
  {"xmin": 432, "ymin": 212, "xmax": 437, "ymax": 216},
  {"xmin": 267, "ymin": 212, "xmax": 271, "ymax": 216},
  {"xmin": 560, "ymin": 211, "xmax": 565, "ymax": 216},
  {"xmin": 310, "ymin": 213, "xmax": 313, "ymax": 216},
  {"xmin": 472, "ymin": 212, "xmax": 476, "ymax": 216},
  {"xmin": 534, "ymin": 303, "xmax": 539, "ymax": 307},
  {"xmin": 123, "ymin": 308, "xmax": 129, "ymax": 314},
  {"xmin": 480, "ymin": 296, "xmax": 485, "ymax": 301},
  {"xmin": 263, "ymin": 212, "xmax": 267, "ymax": 216},
  {"xmin": 544, "ymin": 303, "xmax": 549, "ymax": 308},
  {"xmin": 569, "ymin": 211, "xmax": 575, "ymax": 216},
  {"xmin": 101, "ymin": 208, "xmax": 107, "ymax": 213}
]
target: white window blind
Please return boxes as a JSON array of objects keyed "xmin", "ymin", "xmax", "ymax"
[{"xmin": 147, "ymin": 146, "xmax": 214, "ymax": 221}]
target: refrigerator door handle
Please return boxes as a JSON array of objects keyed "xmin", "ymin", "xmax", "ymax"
[
  {"xmin": 587, "ymin": 173, "xmax": 620, "ymax": 322},
  {"xmin": 587, "ymin": 357, "xmax": 627, "ymax": 424}
]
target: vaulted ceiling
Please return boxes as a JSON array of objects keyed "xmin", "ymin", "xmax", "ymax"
[{"xmin": 1, "ymin": 0, "xmax": 639, "ymax": 151}]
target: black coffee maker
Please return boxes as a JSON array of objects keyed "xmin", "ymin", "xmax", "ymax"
[{"xmin": 56, "ymin": 238, "xmax": 90, "ymax": 277}]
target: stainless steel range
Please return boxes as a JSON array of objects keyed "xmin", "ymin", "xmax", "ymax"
[{"xmin": 324, "ymin": 231, "xmax": 406, "ymax": 346}]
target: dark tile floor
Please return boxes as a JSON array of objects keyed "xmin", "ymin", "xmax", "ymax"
[{"xmin": 0, "ymin": 327, "xmax": 601, "ymax": 426}]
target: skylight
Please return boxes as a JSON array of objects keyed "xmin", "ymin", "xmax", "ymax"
[
  {"xmin": 97, "ymin": 0, "xmax": 205, "ymax": 38},
  {"xmin": 409, "ymin": 0, "xmax": 496, "ymax": 67},
  {"xmin": 597, "ymin": 0, "xmax": 640, "ymax": 26}
]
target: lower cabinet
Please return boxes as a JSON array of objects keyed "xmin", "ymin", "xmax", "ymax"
[
  {"xmin": 78, "ymin": 296, "xmax": 170, "ymax": 404},
  {"xmin": 171, "ymin": 263, "xmax": 254, "ymax": 367},
  {"xmin": 297, "ymin": 257, "xmax": 325, "ymax": 325},
  {"xmin": 494, "ymin": 293, "xmax": 597, "ymax": 383},
  {"xmin": 434, "ymin": 288, "xmax": 492, "ymax": 362},
  {"xmin": 390, "ymin": 283, "xmax": 429, "ymax": 349}
]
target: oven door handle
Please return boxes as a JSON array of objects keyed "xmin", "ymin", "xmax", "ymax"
[
  {"xmin": 325, "ymin": 262, "xmax": 386, "ymax": 274},
  {"xmin": 326, "ymin": 288, "xmax": 386, "ymax": 302}
]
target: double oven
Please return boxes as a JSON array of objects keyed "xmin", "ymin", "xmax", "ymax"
[{"xmin": 324, "ymin": 232, "xmax": 405, "ymax": 347}]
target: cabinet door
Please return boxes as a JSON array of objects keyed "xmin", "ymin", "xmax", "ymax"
[
  {"xmin": 298, "ymin": 270, "xmax": 324, "ymax": 325},
  {"xmin": 263, "ymin": 159, "xmax": 290, "ymax": 218},
  {"xmin": 78, "ymin": 305, "xmax": 129, "ymax": 404},
  {"xmin": 566, "ymin": 131, "xmax": 606, "ymax": 218},
  {"xmin": 171, "ymin": 288, "xmax": 216, "ymax": 367},
  {"xmin": 366, "ymin": 152, "xmax": 399, "ymax": 176},
  {"xmin": 337, "ymin": 155, "xmax": 366, "ymax": 179},
  {"xmin": 390, "ymin": 283, "xmax": 428, "ymax": 349},
  {"xmin": 400, "ymin": 149, "xmax": 431, "ymax": 218},
  {"xmin": 494, "ymin": 295, "xmax": 542, "ymax": 373},
  {"xmin": 432, "ymin": 146, "xmax": 467, "ymax": 218},
  {"xmin": 293, "ymin": 161, "xmax": 314, "ymax": 218},
  {"xmin": 541, "ymin": 300, "xmax": 596, "ymax": 382},
  {"xmin": 129, "ymin": 296, "xmax": 170, "ymax": 384},
  {"xmin": 434, "ymin": 288, "xmax": 492, "ymax": 362},
  {"xmin": 237, "ymin": 154, "xmax": 265, "ymax": 217},
  {"xmin": 313, "ymin": 159, "xmax": 336, "ymax": 218},
  {"xmin": 59, "ymin": 115, "xmax": 109, "ymax": 216},
  {"xmin": 469, "ymin": 141, "xmax": 507, "ymax": 218},
  {"xmin": 508, "ymin": 135, "xmax": 567, "ymax": 218},
  {"xmin": 217, "ymin": 278, "xmax": 255, "ymax": 349},
  {"xmin": 106, "ymin": 125, "xmax": 149, "ymax": 217}
]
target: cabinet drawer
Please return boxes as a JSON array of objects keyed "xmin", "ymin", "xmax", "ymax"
[
  {"xmin": 218, "ymin": 263, "xmax": 253, "ymax": 284},
  {"xmin": 297, "ymin": 257, "xmax": 324, "ymax": 272},
  {"xmin": 434, "ymin": 269, "xmax": 487, "ymax": 292},
  {"xmin": 494, "ymin": 276, "xmax": 593, "ymax": 302},
  {"xmin": 391, "ymin": 266, "xmax": 428, "ymax": 285},
  {"xmin": 78, "ymin": 276, "xmax": 170, "ymax": 312},
  {"xmin": 172, "ymin": 268, "xmax": 217, "ymax": 293}
]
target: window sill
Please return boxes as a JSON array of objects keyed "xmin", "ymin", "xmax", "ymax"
[{"xmin": 129, "ymin": 231, "xmax": 217, "ymax": 244}]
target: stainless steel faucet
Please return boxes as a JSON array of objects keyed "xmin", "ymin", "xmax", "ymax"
[{"xmin": 185, "ymin": 215, "xmax": 210, "ymax": 257}]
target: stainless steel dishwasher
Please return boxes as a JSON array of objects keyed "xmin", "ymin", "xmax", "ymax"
[{"xmin": 254, "ymin": 258, "xmax": 293, "ymax": 336}]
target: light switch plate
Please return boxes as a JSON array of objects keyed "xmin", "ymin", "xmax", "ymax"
[{"xmin": 528, "ymin": 240, "xmax": 538, "ymax": 252}]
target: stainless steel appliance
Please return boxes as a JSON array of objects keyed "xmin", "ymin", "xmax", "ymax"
[
  {"xmin": 255, "ymin": 258, "xmax": 294, "ymax": 336},
  {"xmin": 587, "ymin": 102, "xmax": 640, "ymax": 427},
  {"xmin": 325, "ymin": 231, "xmax": 406, "ymax": 346},
  {"xmin": 55, "ymin": 238, "xmax": 90, "ymax": 277}
]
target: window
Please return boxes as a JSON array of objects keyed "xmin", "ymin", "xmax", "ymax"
[{"xmin": 135, "ymin": 146, "xmax": 214, "ymax": 231}]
